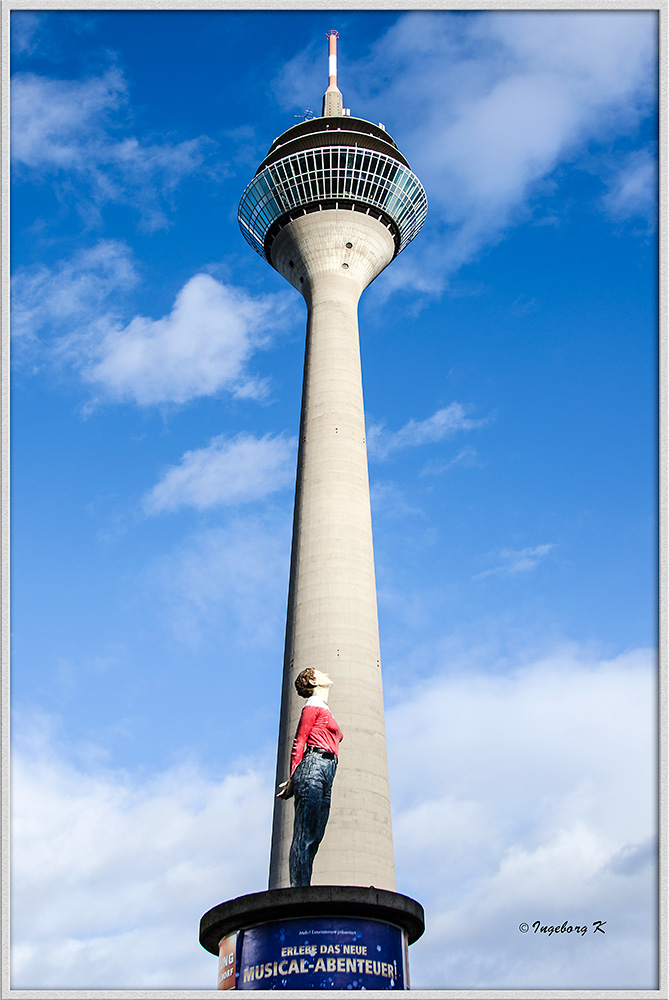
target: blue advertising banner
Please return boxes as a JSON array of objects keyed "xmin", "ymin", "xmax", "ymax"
[{"xmin": 230, "ymin": 915, "xmax": 407, "ymax": 990}]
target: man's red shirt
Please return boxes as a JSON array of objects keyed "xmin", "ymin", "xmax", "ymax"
[{"xmin": 290, "ymin": 696, "xmax": 343, "ymax": 776}]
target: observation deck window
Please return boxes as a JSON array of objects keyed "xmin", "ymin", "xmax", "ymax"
[{"xmin": 238, "ymin": 145, "xmax": 427, "ymax": 259}]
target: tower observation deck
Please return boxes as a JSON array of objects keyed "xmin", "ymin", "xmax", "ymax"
[
  {"xmin": 238, "ymin": 32, "xmax": 427, "ymax": 894},
  {"xmin": 238, "ymin": 115, "xmax": 427, "ymax": 263}
]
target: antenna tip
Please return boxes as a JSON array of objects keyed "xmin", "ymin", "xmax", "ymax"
[{"xmin": 326, "ymin": 29, "xmax": 339, "ymax": 38}]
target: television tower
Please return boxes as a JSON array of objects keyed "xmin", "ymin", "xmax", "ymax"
[
  {"xmin": 200, "ymin": 32, "xmax": 427, "ymax": 989},
  {"xmin": 239, "ymin": 28, "xmax": 427, "ymax": 891}
]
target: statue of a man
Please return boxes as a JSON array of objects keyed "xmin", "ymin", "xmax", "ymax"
[{"xmin": 277, "ymin": 668, "xmax": 343, "ymax": 887}]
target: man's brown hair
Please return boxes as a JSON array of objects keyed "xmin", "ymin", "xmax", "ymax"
[{"xmin": 295, "ymin": 667, "xmax": 317, "ymax": 698}]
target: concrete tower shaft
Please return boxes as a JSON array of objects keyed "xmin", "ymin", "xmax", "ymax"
[{"xmin": 269, "ymin": 211, "xmax": 396, "ymax": 889}]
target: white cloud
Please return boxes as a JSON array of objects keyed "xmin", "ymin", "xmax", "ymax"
[
  {"xmin": 473, "ymin": 543, "xmax": 555, "ymax": 579},
  {"xmin": 11, "ymin": 744, "xmax": 273, "ymax": 988},
  {"xmin": 10, "ymin": 643, "xmax": 656, "ymax": 989},
  {"xmin": 371, "ymin": 481, "xmax": 426, "ymax": 520},
  {"xmin": 278, "ymin": 12, "xmax": 656, "ymax": 292},
  {"xmin": 143, "ymin": 432, "xmax": 296, "ymax": 514},
  {"xmin": 83, "ymin": 274, "xmax": 288, "ymax": 406},
  {"xmin": 11, "ymin": 240, "xmax": 138, "ymax": 351},
  {"xmin": 10, "ymin": 12, "xmax": 43, "ymax": 55},
  {"xmin": 142, "ymin": 515, "xmax": 291, "ymax": 648},
  {"xmin": 368, "ymin": 403, "xmax": 486, "ymax": 460},
  {"xmin": 11, "ymin": 69, "xmax": 125, "ymax": 169},
  {"xmin": 420, "ymin": 445, "xmax": 483, "ymax": 476},
  {"xmin": 11, "ymin": 69, "xmax": 212, "ymax": 228},
  {"xmin": 510, "ymin": 294, "xmax": 538, "ymax": 317},
  {"xmin": 602, "ymin": 147, "xmax": 657, "ymax": 221},
  {"xmin": 387, "ymin": 644, "xmax": 657, "ymax": 988},
  {"xmin": 397, "ymin": 11, "xmax": 655, "ymax": 209},
  {"xmin": 12, "ymin": 249, "xmax": 291, "ymax": 406}
]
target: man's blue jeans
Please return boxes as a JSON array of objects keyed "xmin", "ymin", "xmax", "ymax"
[{"xmin": 289, "ymin": 750, "xmax": 337, "ymax": 887}]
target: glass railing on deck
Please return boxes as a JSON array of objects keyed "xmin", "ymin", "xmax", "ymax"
[{"xmin": 239, "ymin": 147, "xmax": 427, "ymax": 259}]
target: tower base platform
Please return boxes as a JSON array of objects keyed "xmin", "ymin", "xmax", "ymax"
[{"xmin": 200, "ymin": 885, "xmax": 424, "ymax": 990}]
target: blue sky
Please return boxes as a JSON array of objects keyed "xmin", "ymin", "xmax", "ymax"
[{"xmin": 8, "ymin": 7, "xmax": 658, "ymax": 991}]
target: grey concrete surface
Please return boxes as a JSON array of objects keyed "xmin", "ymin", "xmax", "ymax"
[{"xmin": 268, "ymin": 211, "xmax": 398, "ymax": 891}]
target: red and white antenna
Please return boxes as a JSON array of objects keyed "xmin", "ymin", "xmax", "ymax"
[
  {"xmin": 322, "ymin": 29, "xmax": 344, "ymax": 117},
  {"xmin": 326, "ymin": 29, "xmax": 339, "ymax": 90}
]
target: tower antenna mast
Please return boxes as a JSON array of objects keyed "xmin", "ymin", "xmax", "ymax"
[{"xmin": 322, "ymin": 29, "xmax": 343, "ymax": 116}]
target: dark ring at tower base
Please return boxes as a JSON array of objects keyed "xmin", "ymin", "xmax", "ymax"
[{"xmin": 200, "ymin": 884, "xmax": 425, "ymax": 955}]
